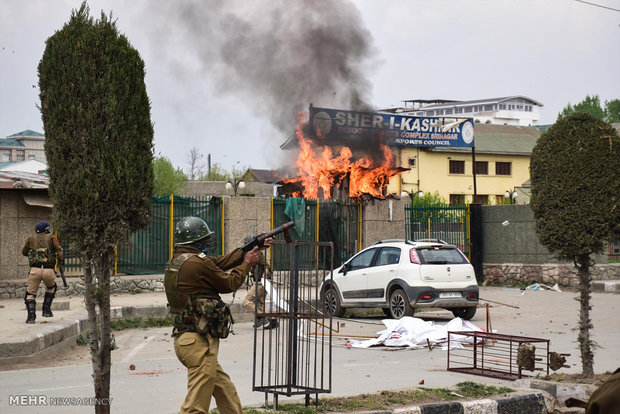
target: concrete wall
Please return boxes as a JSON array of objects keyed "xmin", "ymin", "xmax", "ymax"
[
  {"xmin": 361, "ymin": 198, "xmax": 408, "ymax": 248},
  {"xmin": 0, "ymin": 190, "xmax": 52, "ymax": 281},
  {"xmin": 181, "ymin": 181, "xmax": 275, "ymax": 198},
  {"xmin": 481, "ymin": 204, "xmax": 607, "ymax": 264},
  {"xmin": 222, "ymin": 197, "xmax": 272, "ymax": 253}
]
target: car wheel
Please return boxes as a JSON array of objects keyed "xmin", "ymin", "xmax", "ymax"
[
  {"xmin": 323, "ymin": 286, "xmax": 344, "ymax": 317},
  {"xmin": 451, "ymin": 307, "xmax": 477, "ymax": 320},
  {"xmin": 389, "ymin": 289, "xmax": 413, "ymax": 319}
]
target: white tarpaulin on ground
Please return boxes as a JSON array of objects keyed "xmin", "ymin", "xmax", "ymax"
[
  {"xmin": 262, "ymin": 278, "xmax": 289, "ymax": 312},
  {"xmin": 349, "ymin": 316, "xmax": 484, "ymax": 349}
]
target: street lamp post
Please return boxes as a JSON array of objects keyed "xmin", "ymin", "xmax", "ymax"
[
  {"xmin": 401, "ymin": 189, "xmax": 424, "ymax": 202},
  {"xmin": 226, "ymin": 179, "xmax": 246, "ymax": 196},
  {"xmin": 504, "ymin": 189, "xmax": 518, "ymax": 204}
]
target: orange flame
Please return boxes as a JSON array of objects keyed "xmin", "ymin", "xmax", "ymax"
[{"xmin": 285, "ymin": 115, "xmax": 403, "ymax": 199}]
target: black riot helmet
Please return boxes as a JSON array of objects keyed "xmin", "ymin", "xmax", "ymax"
[
  {"xmin": 174, "ymin": 217, "xmax": 214, "ymax": 249},
  {"xmin": 35, "ymin": 221, "xmax": 51, "ymax": 234}
]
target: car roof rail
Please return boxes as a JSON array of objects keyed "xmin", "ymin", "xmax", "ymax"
[
  {"xmin": 414, "ymin": 238, "xmax": 448, "ymax": 244},
  {"xmin": 373, "ymin": 239, "xmax": 416, "ymax": 246}
]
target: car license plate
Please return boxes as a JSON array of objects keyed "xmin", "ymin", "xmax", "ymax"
[{"xmin": 439, "ymin": 292, "xmax": 461, "ymax": 298}]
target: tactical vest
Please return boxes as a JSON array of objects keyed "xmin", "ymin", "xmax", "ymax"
[
  {"xmin": 164, "ymin": 252, "xmax": 233, "ymax": 338},
  {"xmin": 27, "ymin": 233, "xmax": 56, "ymax": 268}
]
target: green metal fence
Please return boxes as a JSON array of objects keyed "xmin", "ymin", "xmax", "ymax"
[
  {"xmin": 405, "ymin": 204, "xmax": 470, "ymax": 257},
  {"xmin": 116, "ymin": 195, "xmax": 223, "ymax": 274},
  {"xmin": 61, "ymin": 195, "xmax": 223, "ymax": 275},
  {"xmin": 272, "ymin": 198, "xmax": 360, "ymax": 269}
]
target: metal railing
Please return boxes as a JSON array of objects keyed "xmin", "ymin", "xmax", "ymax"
[
  {"xmin": 60, "ymin": 195, "xmax": 223, "ymax": 274},
  {"xmin": 405, "ymin": 204, "xmax": 469, "ymax": 257},
  {"xmin": 252, "ymin": 240, "xmax": 334, "ymax": 409},
  {"xmin": 272, "ymin": 198, "xmax": 360, "ymax": 268},
  {"xmin": 447, "ymin": 331, "xmax": 550, "ymax": 380}
]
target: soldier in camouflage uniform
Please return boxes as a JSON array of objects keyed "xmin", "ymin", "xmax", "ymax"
[
  {"xmin": 21, "ymin": 221, "xmax": 63, "ymax": 324},
  {"xmin": 165, "ymin": 216, "xmax": 271, "ymax": 414},
  {"xmin": 243, "ymin": 246, "xmax": 278, "ymax": 329}
]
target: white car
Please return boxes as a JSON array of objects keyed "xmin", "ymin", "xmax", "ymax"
[{"xmin": 320, "ymin": 239, "xmax": 479, "ymax": 320}]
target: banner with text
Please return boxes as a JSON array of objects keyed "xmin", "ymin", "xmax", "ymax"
[{"xmin": 310, "ymin": 106, "xmax": 475, "ymax": 148}]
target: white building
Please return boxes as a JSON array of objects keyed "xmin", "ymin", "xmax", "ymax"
[
  {"xmin": 389, "ymin": 96, "xmax": 543, "ymax": 126},
  {"xmin": 0, "ymin": 130, "xmax": 47, "ymax": 163},
  {"xmin": 0, "ymin": 159, "xmax": 48, "ymax": 174}
]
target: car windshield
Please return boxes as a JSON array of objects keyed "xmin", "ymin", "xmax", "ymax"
[{"xmin": 417, "ymin": 247, "xmax": 467, "ymax": 264}]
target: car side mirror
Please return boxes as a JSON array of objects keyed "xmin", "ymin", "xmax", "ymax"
[{"xmin": 340, "ymin": 263, "xmax": 350, "ymax": 275}]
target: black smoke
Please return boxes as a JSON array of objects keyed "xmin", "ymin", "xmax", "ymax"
[{"xmin": 157, "ymin": 0, "xmax": 384, "ymax": 164}]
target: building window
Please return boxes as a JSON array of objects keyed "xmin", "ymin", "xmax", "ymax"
[
  {"xmin": 446, "ymin": 108, "xmax": 453, "ymax": 115},
  {"xmin": 449, "ymin": 160, "xmax": 465, "ymax": 174},
  {"xmin": 28, "ymin": 154, "xmax": 36, "ymax": 160},
  {"xmin": 16, "ymin": 150, "xmax": 25, "ymax": 161},
  {"xmin": 1, "ymin": 150, "xmax": 10, "ymax": 162},
  {"xmin": 484, "ymin": 105, "xmax": 493, "ymax": 111},
  {"xmin": 450, "ymin": 194, "xmax": 464, "ymax": 205},
  {"xmin": 499, "ymin": 104, "xmax": 506, "ymax": 110},
  {"xmin": 495, "ymin": 161, "xmax": 512, "ymax": 176},
  {"xmin": 473, "ymin": 195, "xmax": 489, "ymax": 205},
  {"xmin": 464, "ymin": 106, "xmax": 472, "ymax": 113},
  {"xmin": 474, "ymin": 161, "xmax": 488, "ymax": 175},
  {"xmin": 408, "ymin": 157, "xmax": 416, "ymax": 167}
]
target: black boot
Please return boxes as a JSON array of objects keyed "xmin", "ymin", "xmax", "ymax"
[
  {"xmin": 264, "ymin": 319, "xmax": 279, "ymax": 330},
  {"xmin": 25, "ymin": 300, "xmax": 36, "ymax": 324},
  {"xmin": 253, "ymin": 317, "xmax": 269, "ymax": 328},
  {"xmin": 42, "ymin": 292, "xmax": 55, "ymax": 317}
]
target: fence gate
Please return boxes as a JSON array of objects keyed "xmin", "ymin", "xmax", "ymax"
[
  {"xmin": 405, "ymin": 204, "xmax": 470, "ymax": 257},
  {"xmin": 252, "ymin": 240, "xmax": 333, "ymax": 409},
  {"xmin": 272, "ymin": 198, "xmax": 360, "ymax": 267}
]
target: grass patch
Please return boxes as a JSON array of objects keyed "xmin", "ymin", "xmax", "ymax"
[
  {"xmin": 226, "ymin": 382, "xmax": 514, "ymax": 413},
  {"xmin": 110, "ymin": 316, "xmax": 171, "ymax": 331},
  {"xmin": 75, "ymin": 333, "xmax": 89, "ymax": 346}
]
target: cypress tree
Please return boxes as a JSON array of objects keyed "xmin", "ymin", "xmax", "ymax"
[
  {"xmin": 38, "ymin": 3, "xmax": 153, "ymax": 411},
  {"xmin": 530, "ymin": 112, "xmax": 620, "ymax": 376}
]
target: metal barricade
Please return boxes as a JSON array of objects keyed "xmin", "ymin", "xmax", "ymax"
[
  {"xmin": 252, "ymin": 240, "xmax": 333, "ymax": 409},
  {"xmin": 447, "ymin": 331, "xmax": 550, "ymax": 380}
]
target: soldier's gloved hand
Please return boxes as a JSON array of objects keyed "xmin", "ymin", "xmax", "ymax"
[{"xmin": 243, "ymin": 247, "xmax": 260, "ymax": 267}]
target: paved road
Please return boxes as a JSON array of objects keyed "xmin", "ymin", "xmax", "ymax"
[{"xmin": 1, "ymin": 287, "xmax": 619, "ymax": 413}]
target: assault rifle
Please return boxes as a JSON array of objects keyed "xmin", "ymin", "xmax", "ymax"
[
  {"xmin": 58, "ymin": 263, "xmax": 68, "ymax": 288},
  {"xmin": 241, "ymin": 221, "xmax": 295, "ymax": 252}
]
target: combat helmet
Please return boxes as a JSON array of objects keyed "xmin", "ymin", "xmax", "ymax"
[
  {"xmin": 174, "ymin": 217, "xmax": 214, "ymax": 245},
  {"xmin": 35, "ymin": 221, "xmax": 50, "ymax": 234}
]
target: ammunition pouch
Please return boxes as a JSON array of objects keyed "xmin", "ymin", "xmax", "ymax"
[
  {"xmin": 27, "ymin": 234, "xmax": 56, "ymax": 267},
  {"xmin": 193, "ymin": 297, "xmax": 234, "ymax": 339}
]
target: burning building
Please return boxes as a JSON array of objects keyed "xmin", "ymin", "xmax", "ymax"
[{"xmin": 279, "ymin": 112, "xmax": 408, "ymax": 200}]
